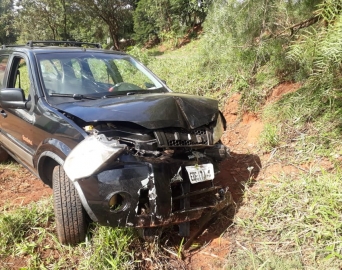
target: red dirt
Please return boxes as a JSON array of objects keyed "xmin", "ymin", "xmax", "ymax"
[
  {"xmin": 0, "ymin": 82, "xmax": 305, "ymax": 269},
  {"xmin": 267, "ymin": 82, "xmax": 302, "ymax": 103},
  {"xmin": 0, "ymin": 163, "xmax": 52, "ymax": 209}
]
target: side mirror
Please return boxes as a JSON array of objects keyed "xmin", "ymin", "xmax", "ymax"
[{"xmin": 0, "ymin": 88, "xmax": 31, "ymax": 110}]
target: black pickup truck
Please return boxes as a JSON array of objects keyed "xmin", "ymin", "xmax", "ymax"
[{"xmin": 0, "ymin": 41, "xmax": 231, "ymax": 245}]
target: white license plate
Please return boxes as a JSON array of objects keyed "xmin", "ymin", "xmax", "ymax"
[{"xmin": 185, "ymin": 163, "xmax": 214, "ymax": 184}]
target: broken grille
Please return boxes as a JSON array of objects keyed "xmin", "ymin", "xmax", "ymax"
[
  {"xmin": 154, "ymin": 128, "xmax": 211, "ymax": 147},
  {"xmin": 171, "ymin": 176, "xmax": 221, "ymax": 213}
]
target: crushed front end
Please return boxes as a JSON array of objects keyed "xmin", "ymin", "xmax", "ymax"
[{"xmin": 63, "ymin": 112, "xmax": 231, "ymax": 235}]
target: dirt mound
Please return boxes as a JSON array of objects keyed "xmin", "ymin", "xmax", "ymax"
[
  {"xmin": 267, "ymin": 82, "xmax": 301, "ymax": 103},
  {"xmin": 222, "ymin": 93, "xmax": 264, "ymax": 151}
]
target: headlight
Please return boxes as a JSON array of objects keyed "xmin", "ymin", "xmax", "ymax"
[
  {"xmin": 64, "ymin": 135, "xmax": 126, "ymax": 181},
  {"xmin": 212, "ymin": 114, "xmax": 224, "ymax": 144}
]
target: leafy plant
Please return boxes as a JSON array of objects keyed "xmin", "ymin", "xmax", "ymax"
[{"xmin": 259, "ymin": 123, "xmax": 280, "ymax": 151}]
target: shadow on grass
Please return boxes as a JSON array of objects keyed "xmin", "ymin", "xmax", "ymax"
[
  {"xmin": 157, "ymin": 151, "xmax": 261, "ymax": 255},
  {"xmin": 147, "ymin": 51, "xmax": 164, "ymax": 57}
]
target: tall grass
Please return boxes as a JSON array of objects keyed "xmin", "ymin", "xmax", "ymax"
[
  {"xmin": 225, "ymin": 169, "xmax": 342, "ymax": 269},
  {"xmin": 0, "ymin": 197, "xmax": 136, "ymax": 269}
]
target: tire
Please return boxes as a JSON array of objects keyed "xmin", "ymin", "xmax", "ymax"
[{"xmin": 53, "ymin": 165, "xmax": 88, "ymax": 245}]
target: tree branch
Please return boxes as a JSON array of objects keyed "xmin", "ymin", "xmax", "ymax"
[{"xmin": 275, "ymin": 15, "xmax": 321, "ymax": 38}]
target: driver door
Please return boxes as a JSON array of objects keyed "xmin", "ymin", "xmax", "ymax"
[{"xmin": 0, "ymin": 53, "xmax": 36, "ymax": 169}]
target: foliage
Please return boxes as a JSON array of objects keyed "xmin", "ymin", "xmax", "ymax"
[
  {"xmin": 227, "ymin": 169, "xmax": 342, "ymax": 269},
  {"xmin": 259, "ymin": 123, "xmax": 280, "ymax": 151},
  {"xmin": 288, "ymin": 1, "xmax": 342, "ymax": 88},
  {"xmin": 147, "ymin": 39, "xmax": 230, "ymax": 107},
  {"xmin": 14, "ymin": 0, "xmax": 132, "ymax": 48},
  {"xmin": 73, "ymin": 0, "xmax": 134, "ymax": 50},
  {"xmin": 0, "ymin": 197, "xmax": 136, "ymax": 269},
  {"xmin": 191, "ymin": 0, "xmax": 323, "ymax": 111},
  {"xmin": 145, "ymin": 1, "xmax": 325, "ymax": 108},
  {"xmin": 133, "ymin": 0, "xmax": 211, "ymax": 44},
  {"xmin": 15, "ymin": 0, "xmax": 85, "ymax": 42},
  {"xmin": 0, "ymin": 0, "xmax": 17, "ymax": 44}
]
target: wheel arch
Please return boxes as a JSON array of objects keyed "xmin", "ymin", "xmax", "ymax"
[
  {"xmin": 37, "ymin": 152, "xmax": 65, "ymax": 187},
  {"xmin": 34, "ymin": 139, "xmax": 71, "ymax": 187}
]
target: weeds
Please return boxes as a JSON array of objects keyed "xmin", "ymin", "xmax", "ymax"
[
  {"xmin": 0, "ymin": 197, "xmax": 137, "ymax": 269},
  {"xmin": 0, "ymin": 196, "xmax": 185, "ymax": 269},
  {"xmin": 259, "ymin": 123, "xmax": 280, "ymax": 151},
  {"xmin": 226, "ymin": 169, "xmax": 342, "ymax": 269}
]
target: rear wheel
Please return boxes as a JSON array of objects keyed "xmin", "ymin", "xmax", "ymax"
[{"xmin": 53, "ymin": 165, "xmax": 88, "ymax": 245}]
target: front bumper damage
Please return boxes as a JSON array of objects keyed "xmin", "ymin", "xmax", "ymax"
[{"xmin": 64, "ymin": 135, "xmax": 232, "ymax": 233}]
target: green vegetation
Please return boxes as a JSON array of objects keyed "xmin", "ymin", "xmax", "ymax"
[
  {"xmin": 133, "ymin": 0, "xmax": 210, "ymax": 44},
  {"xmin": 0, "ymin": 195, "xmax": 184, "ymax": 269},
  {"xmin": 0, "ymin": 0, "xmax": 16, "ymax": 44},
  {"xmin": 0, "ymin": 197, "xmax": 136, "ymax": 269},
  {"xmin": 226, "ymin": 170, "xmax": 342, "ymax": 269}
]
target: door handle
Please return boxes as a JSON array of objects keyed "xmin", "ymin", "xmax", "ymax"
[{"xmin": 0, "ymin": 110, "xmax": 7, "ymax": 118}]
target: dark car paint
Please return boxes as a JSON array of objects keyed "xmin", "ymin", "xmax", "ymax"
[
  {"xmin": 54, "ymin": 92, "xmax": 219, "ymax": 130},
  {"xmin": 77, "ymin": 153, "xmax": 225, "ymax": 228},
  {"xmin": 0, "ymin": 92, "xmax": 86, "ymax": 182},
  {"xmin": 0, "ymin": 45, "xmax": 231, "ymax": 233},
  {"xmin": 0, "ymin": 47, "xmax": 125, "ymax": 178}
]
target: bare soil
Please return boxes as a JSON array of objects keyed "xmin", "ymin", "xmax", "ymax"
[
  {"xmin": 0, "ymin": 83, "xmax": 308, "ymax": 269},
  {"xmin": 0, "ymin": 163, "xmax": 52, "ymax": 209}
]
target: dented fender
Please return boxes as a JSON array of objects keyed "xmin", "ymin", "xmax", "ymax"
[{"xmin": 63, "ymin": 135, "xmax": 127, "ymax": 181}]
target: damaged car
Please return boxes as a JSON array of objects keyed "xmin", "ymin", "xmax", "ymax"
[{"xmin": 0, "ymin": 41, "xmax": 231, "ymax": 245}]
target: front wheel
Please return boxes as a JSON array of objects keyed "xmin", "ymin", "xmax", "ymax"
[{"xmin": 53, "ymin": 165, "xmax": 88, "ymax": 245}]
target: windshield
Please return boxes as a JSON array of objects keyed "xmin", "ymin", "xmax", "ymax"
[{"xmin": 36, "ymin": 52, "xmax": 167, "ymax": 99}]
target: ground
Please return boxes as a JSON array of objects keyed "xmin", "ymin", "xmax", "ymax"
[
  {"xmin": 0, "ymin": 83, "xmax": 305, "ymax": 269},
  {"xmin": 0, "ymin": 164, "xmax": 52, "ymax": 209}
]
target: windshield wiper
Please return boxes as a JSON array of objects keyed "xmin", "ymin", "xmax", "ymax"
[
  {"xmin": 49, "ymin": 93, "xmax": 97, "ymax": 100},
  {"xmin": 102, "ymin": 89, "xmax": 165, "ymax": 99}
]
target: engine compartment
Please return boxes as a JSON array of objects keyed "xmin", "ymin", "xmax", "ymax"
[{"xmin": 78, "ymin": 117, "xmax": 228, "ymax": 161}]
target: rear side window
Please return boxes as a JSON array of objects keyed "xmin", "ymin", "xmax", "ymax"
[{"xmin": 0, "ymin": 55, "xmax": 9, "ymax": 88}]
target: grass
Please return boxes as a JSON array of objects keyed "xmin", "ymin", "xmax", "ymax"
[
  {"xmin": 0, "ymin": 195, "xmax": 185, "ymax": 269},
  {"xmin": 0, "ymin": 197, "xmax": 138, "ymax": 269},
  {"xmin": 128, "ymin": 39, "xmax": 232, "ymax": 107},
  {"xmin": 225, "ymin": 169, "xmax": 342, "ymax": 270}
]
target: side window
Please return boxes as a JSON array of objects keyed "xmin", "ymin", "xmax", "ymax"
[
  {"xmin": 11, "ymin": 57, "xmax": 31, "ymax": 99},
  {"xmin": 0, "ymin": 55, "xmax": 9, "ymax": 88}
]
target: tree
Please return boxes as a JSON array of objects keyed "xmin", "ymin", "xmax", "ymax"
[
  {"xmin": 0, "ymin": 0, "xmax": 17, "ymax": 45},
  {"xmin": 133, "ymin": 0, "xmax": 212, "ymax": 44},
  {"xmin": 74, "ymin": 0, "xmax": 134, "ymax": 50},
  {"xmin": 15, "ymin": 0, "xmax": 72, "ymax": 41}
]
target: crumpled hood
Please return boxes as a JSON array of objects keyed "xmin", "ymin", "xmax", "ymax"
[{"xmin": 54, "ymin": 92, "xmax": 219, "ymax": 129}]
